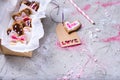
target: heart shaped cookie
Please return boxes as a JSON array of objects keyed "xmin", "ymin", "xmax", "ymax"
[{"xmin": 64, "ymin": 21, "xmax": 81, "ymax": 34}]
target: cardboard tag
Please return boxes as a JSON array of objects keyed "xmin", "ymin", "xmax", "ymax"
[{"xmin": 56, "ymin": 23, "xmax": 81, "ymax": 47}]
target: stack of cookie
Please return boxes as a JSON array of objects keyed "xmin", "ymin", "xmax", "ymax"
[
  {"xmin": 6, "ymin": 0, "xmax": 39, "ymax": 45},
  {"xmin": 7, "ymin": 8, "xmax": 32, "ymax": 44},
  {"xmin": 0, "ymin": 0, "xmax": 51, "ymax": 57}
]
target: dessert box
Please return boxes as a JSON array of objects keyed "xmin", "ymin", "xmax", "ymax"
[{"xmin": 0, "ymin": 0, "xmax": 51, "ymax": 57}]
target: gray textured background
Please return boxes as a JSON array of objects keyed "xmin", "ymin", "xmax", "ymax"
[{"xmin": 0, "ymin": 0, "xmax": 120, "ymax": 80}]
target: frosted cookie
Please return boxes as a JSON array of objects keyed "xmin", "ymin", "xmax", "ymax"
[
  {"xmin": 7, "ymin": 28, "xmax": 12, "ymax": 35},
  {"xmin": 23, "ymin": 27, "xmax": 31, "ymax": 32},
  {"xmin": 30, "ymin": 1, "xmax": 39, "ymax": 11},
  {"xmin": 64, "ymin": 21, "xmax": 81, "ymax": 34},
  {"xmin": 12, "ymin": 8, "xmax": 32, "ymax": 21},
  {"xmin": 10, "ymin": 34, "xmax": 27, "ymax": 44},
  {"xmin": 7, "ymin": 28, "xmax": 27, "ymax": 44},
  {"xmin": 20, "ymin": 8, "xmax": 32, "ymax": 16},
  {"xmin": 12, "ymin": 22, "xmax": 24, "ymax": 36},
  {"xmin": 12, "ymin": 13, "xmax": 21, "ymax": 21},
  {"xmin": 22, "ymin": 0, "xmax": 39, "ymax": 11}
]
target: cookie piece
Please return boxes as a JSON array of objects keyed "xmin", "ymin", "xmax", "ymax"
[
  {"xmin": 64, "ymin": 21, "xmax": 81, "ymax": 34},
  {"xmin": 20, "ymin": 8, "xmax": 32, "ymax": 16},
  {"xmin": 23, "ymin": 17, "xmax": 32, "ymax": 28},
  {"xmin": 12, "ymin": 8, "xmax": 32, "ymax": 21},
  {"xmin": 22, "ymin": 0, "xmax": 31, "ymax": 6},
  {"xmin": 12, "ymin": 13, "xmax": 21, "ymax": 21},
  {"xmin": 12, "ymin": 22, "xmax": 24, "ymax": 36},
  {"xmin": 7, "ymin": 28, "xmax": 12, "ymax": 35},
  {"xmin": 22, "ymin": 0, "xmax": 39, "ymax": 11},
  {"xmin": 30, "ymin": 1, "xmax": 39, "ymax": 11}
]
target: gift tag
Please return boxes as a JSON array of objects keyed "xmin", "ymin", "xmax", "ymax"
[{"xmin": 56, "ymin": 23, "xmax": 81, "ymax": 47}]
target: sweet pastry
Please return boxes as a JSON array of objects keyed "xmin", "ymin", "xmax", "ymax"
[
  {"xmin": 20, "ymin": 8, "xmax": 32, "ymax": 16},
  {"xmin": 23, "ymin": 17, "xmax": 32, "ymax": 28},
  {"xmin": 12, "ymin": 22, "xmax": 24, "ymax": 36},
  {"xmin": 12, "ymin": 13, "xmax": 21, "ymax": 21},
  {"xmin": 22, "ymin": 0, "xmax": 39, "ymax": 11},
  {"xmin": 64, "ymin": 21, "xmax": 81, "ymax": 34},
  {"xmin": 7, "ymin": 28, "xmax": 12, "ymax": 35},
  {"xmin": 30, "ymin": 1, "xmax": 39, "ymax": 11},
  {"xmin": 12, "ymin": 8, "xmax": 32, "ymax": 21}
]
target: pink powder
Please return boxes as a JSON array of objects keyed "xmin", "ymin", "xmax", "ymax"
[
  {"xmin": 82, "ymin": 4, "xmax": 91, "ymax": 11},
  {"xmin": 96, "ymin": 1, "xmax": 120, "ymax": 8},
  {"xmin": 56, "ymin": 38, "xmax": 106, "ymax": 80},
  {"xmin": 102, "ymin": 32, "xmax": 120, "ymax": 42}
]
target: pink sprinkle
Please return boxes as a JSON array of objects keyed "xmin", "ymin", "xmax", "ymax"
[
  {"xmin": 82, "ymin": 4, "xmax": 91, "ymax": 11},
  {"xmin": 102, "ymin": 32, "xmax": 120, "ymax": 42},
  {"xmin": 96, "ymin": 1, "xmax": 120, "ymax": 8},
  {"xmin": 11, "ymin": 35, "xmax": 18, "ymax": 39}
]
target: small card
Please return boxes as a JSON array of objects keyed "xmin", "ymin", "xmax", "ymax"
[{"xmin": 56, "ymin": 23, "xmax": 81, "ymax": 47}]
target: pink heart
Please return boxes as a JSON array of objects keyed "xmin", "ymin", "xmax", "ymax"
[{"xmin": 65, "ymin": 21, "xmax": 80, "ymax": 29}]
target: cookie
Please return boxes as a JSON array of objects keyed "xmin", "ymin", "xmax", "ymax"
[
  {"xmin": 12, "ymin": 22, "xmax": 24, "ymax": 36},
  {"xmin": 20, "ymin": 8, "xmax": 32, "ymax": 16},
  {"xmin": 23, "ymin": 17, "xmax": 32, "ymax": 28},
  {"xmin": 64, "ymin": 21, "xmax": 81, "ymax": 34},
  {"xmin": 7, "ymin": 28, "xmax": 12, "ymax": 35},
  {"xmin": 30, "ymin": 1, "xmax": 39, "ymax": 11},
  {"xmin": 22, "ymin": 0, "xmax": 39, "ymax": 11},
  {"xmin": 12, "ymin": 8, "xmax": 32, "ymax": 21},
  {"xmin": 22, "ymin": 0, "xmax": 31, "ymax": 6}
]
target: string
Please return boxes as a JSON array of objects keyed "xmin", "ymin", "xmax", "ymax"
[
  {"xmin": 68, "ymin": 0, "xmax": 95, "ymax": 25},
  {"xmin": 50, "ymin": 0, "xmax": 65, "ymax": 23}
]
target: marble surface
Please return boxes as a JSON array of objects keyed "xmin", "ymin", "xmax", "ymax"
[{"xmin": 0, "ymin": 0, "xmax": 120, "ymax": 80}]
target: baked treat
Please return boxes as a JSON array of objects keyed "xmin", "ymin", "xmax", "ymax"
[
  {"xmin": 22, "ymin": 0, "xmax": 31, "ymax": 6},
  {"xmin": 20, "ymin": 8, "xmax": 32, "ymax": 16},
  {"xmin": 12, "ymin": 13, "xmax": 21, "ymax": 21},
  {"xmin": 64, "ymin": 21, "xmax": 81, "ymax": 34},
  {"xmin": 12, "ymin": 8, "xmax": 32, "ymax": 21},
  {"xmin": 22, "ymin": 0, "xmax": 39, "ymax": 11},
  {"xmin": 12, "ymin": 22, "xmax": 24, "ymax": 36},
  {"xmin": 30, "ymin": 1, "xmax": 39, "ymax": 11},
  {"xmin": 7, "ymin": 28, "xmax": 12, "ymax": 35}
]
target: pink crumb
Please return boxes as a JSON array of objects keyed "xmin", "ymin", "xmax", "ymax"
[
  {"xmin": 102, "ymin": 32, "xmax": 120, "ymax": 42},
  {"xmin": 82, "ymin": 4, "xmax": 91, "ymax": 11}
]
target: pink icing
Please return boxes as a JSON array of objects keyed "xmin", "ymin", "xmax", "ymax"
[
  {"xmin": 65, "ymin": 21, "xmax": 80, "ymax": 29},
  {"xmin": 96, "ymin": 1, "xmax": 120, "ymax": 7},
  {"xmin": 11, "ymin": 35, "xmax": 26, "ymax": 42}
]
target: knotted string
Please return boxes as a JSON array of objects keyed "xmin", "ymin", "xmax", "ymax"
[{"xmin": 50, "ymin": 0, "xmax": 66, "ymax": 24}]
